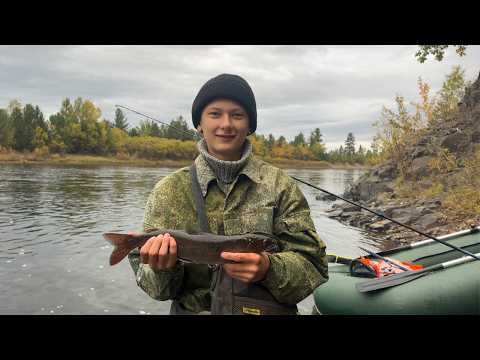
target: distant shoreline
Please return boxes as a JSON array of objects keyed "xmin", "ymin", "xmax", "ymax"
[{"xmin": 0, "ymin": 152, "xmax": 370, "ymax": 170}]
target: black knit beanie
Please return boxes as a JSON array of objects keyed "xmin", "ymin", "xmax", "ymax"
[{"xmin": 191, "ymin": 74, "xmax": 257, "ymax": 133}]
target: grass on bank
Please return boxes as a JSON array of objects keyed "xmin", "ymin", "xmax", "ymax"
[{"xmin": 0, "ymin": 149, "xmax": 369, "ymax": 170}]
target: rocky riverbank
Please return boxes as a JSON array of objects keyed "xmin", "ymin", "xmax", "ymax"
[{"xmin": 319, "ymin": 71, "xmax": 480, "ymax": 251}]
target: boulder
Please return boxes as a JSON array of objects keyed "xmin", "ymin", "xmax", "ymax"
[
  {"xmin": 412, "ymin": 213, "xmax": 442, "ymax": 230},
  {"xmin": 368, "ymin": 219, "xmax": 392, "ymax": 232},
  {"xmin": 315, "ymin": 193, "xmax": 337, "ymax": 202},
  {"xmin": 408, "ymin": 156, "xmax": 433, "ymax": 179},
  {"xmin": 440, "ymin": 131, "xmax": 470, "ymax": 152},
  {"xmin": 326, "ymin": 210, "xmax": 343, "ymax": 218}
]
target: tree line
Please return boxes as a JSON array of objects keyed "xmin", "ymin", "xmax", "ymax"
[{"xmin": 0, "ymin": 97, "xmax": 374, "ymax": 164}]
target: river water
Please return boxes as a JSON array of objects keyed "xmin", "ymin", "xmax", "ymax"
[{"xmin": 0, "ymin": 164, "xmax": 381, "ymax": 315}]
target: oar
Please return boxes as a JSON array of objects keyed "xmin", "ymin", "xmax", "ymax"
[
  {"xmin": 358, "ymin": 246, "xmax": 411, "ymax": 272},
  {"xmin": 378, "ymin": 225, "xmax": 480, "ymax": 257},
  {"xmin": 356, "ymin": 251, "xmax": 480, "ymax": 292}
]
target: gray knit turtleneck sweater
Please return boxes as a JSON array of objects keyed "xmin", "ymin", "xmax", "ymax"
[{"xmin": 197, "ymin": 138, "xmax": 252, "ymax": 185}]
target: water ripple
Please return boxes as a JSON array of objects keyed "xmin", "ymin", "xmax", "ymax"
[{"xmin": 0, "ymin": 164, "xmax": 372, "ymax": 314}]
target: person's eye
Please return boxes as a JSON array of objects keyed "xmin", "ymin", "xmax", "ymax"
[
  {"xmin": 209, "ymin": 111, "xmax": 220, "ymax": 117},
  {"xmin": 232, "ymin": 113, "xmax": 245, "ymax": 119}
]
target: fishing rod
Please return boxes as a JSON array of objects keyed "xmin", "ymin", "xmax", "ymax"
[{"xmin": 117, "ymin": 105, "xmax": 480, "ymax": 262}]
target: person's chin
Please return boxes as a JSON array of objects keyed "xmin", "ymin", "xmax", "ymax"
[{"xmin": 212, "ymin": 146, "xmax": 241, "ymax": 159}]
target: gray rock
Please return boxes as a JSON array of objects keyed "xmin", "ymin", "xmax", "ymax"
[
  {"xmin": 377, "ymin": 164, "xmax": 398, "ymax": 180},
  {"xmin": 368, "ymin": 219, "xmax": 392, "ymax": 231},
  {"xmin": 315, "ymin": 193, "xmax": 337, "ymax": 202},
  {"xmin": 440, "ymin": 131, "xmax": 470, "ymax": 152},
  {"xmin": 350, "ymin": 181, "xmax": 394, "ymax": 202},
  {"xmin": 408, "ymin": 156, "xmax": 433, "ymax": 179},
  {"xmin": 411, "ymin": 146, "xmax": 429, "ymax": 159},
  {"xmin": 412, "ymin": 213, "xmax": 442, "ymax": 229},
  {"xmin": 326, "ymin": 210, "xmax": 343, "ymax": 218},
  {"xmin": 341, "ymin": 204, "xmax": 362, "ymax": 213}
]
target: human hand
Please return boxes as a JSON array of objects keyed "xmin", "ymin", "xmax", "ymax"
[
  {"xmin": 220, "ymin": 252, "xmax": 270, "ymax": 283},
  {"xmin": 139, "ymin": 233, "xmax": 177, "ymax": 270}
]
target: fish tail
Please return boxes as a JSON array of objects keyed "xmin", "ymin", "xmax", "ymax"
[
  {"xmin": 109, "ymin": 246, "xmax": 132, "ymax": 266},
  {"xmin": 103, "ymin": 233, "xmax": 135, "ymax": 266}
]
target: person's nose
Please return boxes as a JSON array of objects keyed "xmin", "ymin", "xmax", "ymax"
[{"xmin": 218, "ymin": 113, "xmax": 234, "ymax": 130}]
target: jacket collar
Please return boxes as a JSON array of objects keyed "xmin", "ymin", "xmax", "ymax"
[{"xmin": 194, "ymin": 152, "xmax": 262, "ymax": 197}]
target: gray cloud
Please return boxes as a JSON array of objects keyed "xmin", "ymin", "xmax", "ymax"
[{"xmin": 1, "ymin": 45, "xmax": 479, "ymax": 150}]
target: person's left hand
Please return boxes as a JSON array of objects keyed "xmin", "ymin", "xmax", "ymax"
[{"xmin": 220, "ymin": 252, "xmax": 270, "ymax": 283}]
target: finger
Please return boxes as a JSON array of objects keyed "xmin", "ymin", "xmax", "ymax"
[
  {"xmin": 157, "ymin": 235, "xmax": 170, "ymax": 268},
  {"xmin": 221, "ymin": 252, "xmax": 259, "ymax": 264},
  {"xmin": 140, "ymin": 237, "xmax": 155, "ymax": 264},
  {"xmin": 223, "ymin": 263, "xmax": 257, "ymax": 276},
  {"xmin": 148, "ymin": 236, "xmax": 163, "ymax": 269},
  {"xmin": 166, "ymin": 236, "xmax": 177, "ymax": 268},
  {"xmin": 226, "ymin": 270, "xmax": 252, "ymax": 283}
]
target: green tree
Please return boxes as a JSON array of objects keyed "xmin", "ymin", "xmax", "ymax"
[
  {"xmin": 292, "ymin": 132, "xmax": 306, "ymax": 146},
  {"xmin": 128, "ymin": 127, "xmax": 139, "ymax": 137},
  {"xmin": 433, "ymin": 66, "xmax": 468, "ymax": 121},
  {"xmin": 277, "ymin": 136, "xmax": 287, "ymax": 147},
  {"xmin": 12, "ymin": 105, "xmax": 35, "ymax": 151},
  {"xmin": 266, "ymin": 134, "xmax": 275, "ymax": 151},
  {"xmin": 139, "ymin": 120, "xmax": 161, "ymax": 137},
  {"xmin": 114, "ymin": 108, "xmax": 129, "ymax": 131},
  {"xmin": 356, "ymin": 145, "xmax": 365, "ymax": 164},
  {"xmin": 309, "ymin": 128, "xmax": 323, "ymax": 147},
  {"xmin": 0, "ymin": 109, "xmax": 14, "ymax": 148},
  {"xmin": 344, "ymin": 132, "xmax": 356, "ymax": 157},
  {"xmin": 161, "ymin": 116, "xmax": 196, "ymax": 140},
  {"xmin": 415, "ymin": 45, "xmax": 467, "ymax": 63}
]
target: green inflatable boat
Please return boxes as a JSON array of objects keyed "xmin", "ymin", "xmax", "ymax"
[{"xmin": 313, "ymin": 226, "xmax": 480, "ymax": 315}]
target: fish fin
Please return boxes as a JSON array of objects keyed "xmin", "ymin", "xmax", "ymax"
[
  {"xmin": 103, "ymin": 232, "xmax": 133, "ymax": 246},
  {"xmin": 109, "ymin": 246, "xmax": 132, "ymax": 266}
]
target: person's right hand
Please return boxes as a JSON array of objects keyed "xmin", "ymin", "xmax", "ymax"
[{"xmin": 139, "ymin": 233, "xmax": 177, "ymax": 270}]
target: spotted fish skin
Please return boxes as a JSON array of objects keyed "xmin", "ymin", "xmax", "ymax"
[{"xmin": 103, "ymin": 229, "xmax": 280, "ymax": 265}]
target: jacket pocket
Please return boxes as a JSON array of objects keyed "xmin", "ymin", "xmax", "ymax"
[
  {"xmin": 224, "ymin": 206, "xmax": 274, "ymax": 235},
  {"xmin": 232, "ymin": 295, "xmax": 298, "ymax": 315}
]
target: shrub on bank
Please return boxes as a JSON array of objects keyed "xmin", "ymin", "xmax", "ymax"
[{"xmin": 124, "ymin": 136, "xmax": 198, "ymax": 160}]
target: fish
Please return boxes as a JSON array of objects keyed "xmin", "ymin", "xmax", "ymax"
[{"xmin": 103, "ymin": 229, "xmax": 281, "ymax": 266}]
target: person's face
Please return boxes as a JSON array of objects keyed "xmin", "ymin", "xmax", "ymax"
[{"xmin": 199, "ymin": 99, "xmax": 250, "ymax": 161}]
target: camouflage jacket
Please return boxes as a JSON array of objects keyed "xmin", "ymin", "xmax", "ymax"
[{"xmin": 128, "ymin": 153, "xmax": 329, "ymax": 313}]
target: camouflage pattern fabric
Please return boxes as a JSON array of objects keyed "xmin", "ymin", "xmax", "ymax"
[{"xmin": 128, "ymin": 153, "xmax": 329, "ymax": 313}]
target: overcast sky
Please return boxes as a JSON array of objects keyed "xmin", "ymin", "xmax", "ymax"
[{"xmin": 1, "ymin": 45, "xmax": 479, "ymax": 149}]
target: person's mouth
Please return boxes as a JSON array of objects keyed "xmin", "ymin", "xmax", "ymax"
[{"xmin": 216, "ymin": 134, "xmax": 236, "ymax": 140}]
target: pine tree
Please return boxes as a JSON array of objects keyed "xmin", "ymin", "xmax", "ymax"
[
  {"xmin": 0, "ymin": 109, "xmax": 14, "ymax": 148},
  {"xmin": 292, "ymin": 132, "xmax": 306, "ymax": 146},
  {"xmin": 309, "ymin": 128, "xmax": 323, "ymax": 147},
  {"xmin": 266, "ymin": 134, "xmax": 275, "ymax": 151},
  {"xmin": 114, "ymin": 108, "xmax": 129, "ymax": 131},
  {"xmin": 345, "ymin": 132, "xmax": 356, "ymax": 156}
]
